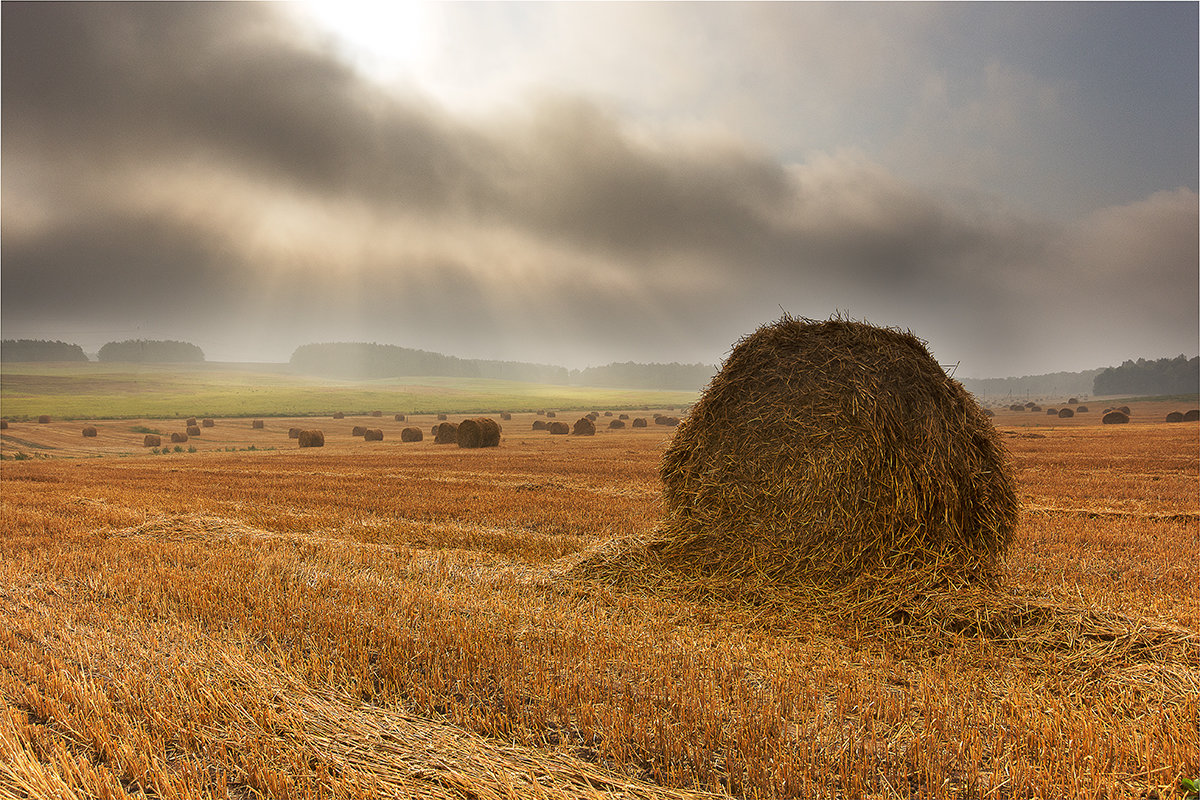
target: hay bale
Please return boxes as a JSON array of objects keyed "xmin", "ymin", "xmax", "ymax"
[
  {"xmin": 202, "ymin": 418, "xmax": 215, "ymax": 428},
  {"xmin": 370, "ymin": 411, "xmax": 382, "ymax": 417},
  {"xmin": 1076, "ymin": 406, "xmax": 1089, "ymax": 413},
  {"xmin": 632, "ymin": 418, "xmax": 648, "ymax": 428},
  {"xmin": 1184, "ymin": 410, "xmax": 1200, "ymax": 422},
  {"xmin": 1058, "ymin": 408, "xmax": 1074, "ymax": 419},
  {"xmin": 546, "ymin": 411, "xmax": 557, "ymax": 418},
  {"xmin": 501, "ymin": 412, "xmax": 512, "ymax": 421},
  {"xmin": 646, "ymin": 316, "xmax": 1016, "ymax": 589},
  {"xmin": 457, "ymin": 417, "xmax": 501, "ymax": 448},
  {"xmin": 619, "ymin": 413, "xmax": 629, "ymax": 420},
  {"xmin": 1029, "ymin": 405, "xmax": 1042, "ymax": 412},
  {"xmin": 1166, "ymin": 411, "xmax": 1184, "ymax": 423},
  {"xmin": 143, "ymin": 434, "xmax": 161, "ymax": 447},
  {"xmin": 364, "ymin": 428, "xmax": 384, "ymax": 441},
  {"xmin": 170, "ymin": 432, "xmax": 188, "ymax": 443},
  {"xmin": 395, "ymin": 414, "xmax": 406, "ymax": 422},
  {"xmin": 656, "ymin": 416, "xmax": 681, "ymax": 426},
  {"xmin": 609, "ymin": 419, "xmax": 626, "ymax": 429},
  {"xmin": 434, "ymin": 421, "xmax": 459, "ymax": 444},
  {"xmin": 186, "ymin": 418, "xmax": 197, "ymax": 426},
  {"xmin": 572, "ymin": 417, "xmax": 597, "ymax": 436},
  {"xmin": 604, "ymin": 411, "xmax": 613, "ymax": 417},
  {"xmin": 1118, "ymin": 405, "xmax": 1132, "ymax": 416},
  {"xmin": 186, "ymin": 425, "xmax": 201, "ymax": 436},
  {"xmin": 1102, "ymin": 410, "xmax": 1130, "ymax": 424},
  {"xmin": 548, "ymin": 421, "xmax": 569, "ymax": 435},
  {"xmin": 37, "ymin": 415, "xmax": 50, "ymax": 424},
  {"xmin": 333, "ymin": 412, "xmax": 345, "ymax": 419},
  {"xmin": 1008, "ymin": 404, "xmax": 1023, "ymax": 412},
  {"xmin": 252, "ymin": 420, "xmax": 265, "ymax": 429},
  {"xmin": 437, "ymin": 413, "xmax": 448, "ymax": 421},
  {"xmin": 1046, "ymin": 408, "xmax": 1058, "ymax": 415},
  {"xmin": 298, "ymin": 429, "xmax": 325, "ymax": 448},
  {"xmin": 983, "ymin": 409, "xmax": 995, "ymax": 417},
  {"xmin": 532, "ymin": 420, "xmax": 549, "ymax": 431},
  {"xmin": 401, "ymin": 426, "xmax": 423, "ymax": 442},
  {"xmin": 352, "ymin": 425, "xmax": 368, "ymax": 437},
  {"xmin": 82, "ymin": 426, "xmax": 98, "ymax": 437},
  {"xmin": 288, "ymin": 427, "xmax": 301, "ymax": 439},
  {"xmin": 1067, "ymin": 398, "xmax": 1079, "ymax": 405},
  {"xmin": 0, "ymin": 420, "xmax": 7, "ymax": 429},
  {"xmin": 587, "ymin": 412, "xmax": 599, "ymax": 421},
  {"xmin": 1023, "ymin": 402, "xmax": 1036, "ymax": 410}
]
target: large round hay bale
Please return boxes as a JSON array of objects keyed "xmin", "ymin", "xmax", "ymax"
[
  {"xmin": 609, "ymin": 419, "xmax": 626, "ymax": 429},
  {"xmin": 401, "ymin": 426, "xmax": 423, "ymax": 442},
  {"xmin": 298, "ymin": 429, "xmax": 325, "ymax": 448},
  {"xmin": 632, "ymin": 417, "xmax": 648, "ymax": 428},
  {"xmin": 38, "ymin": 415, "xmax": 50, "ymax": 424},
  {"xmin": 532, "ymin": 420, "xmax": 549, "ymax": 431},
  {"xmin": 434, "ymin": 421, "xmax": 459, "ymax": 443},
  {"xmin": 1102, "ymin": 410, "xmax": 1129, "ymax": 424},
  {"xmin": 548, "ymin": 421, "xmax": 569, "ymax": 434},
  {"xmin": 1184, "ymin": 410, "xmax": 1200, "ymax": 422},
  {"xmin": 352, "ymin": 425, "xmax": 368, "ymax": 437},
  {"xmin": 395, "ymin": 413, "xmax": 406, "ymax": 422},
  {"xmin": 186, "ymin": 425, "xmax": 201, "ymax": 436},
  {"xmin": 364, "ymin": 428, "xmax": 384, "ymax": 441},
  {"xmin": 252, "ymin": 419, "xmax": 265, "ymax": 429},
  {"xmin": 82, "ymin": 426, "xmax": 98, "ymax": 437},
  {"xmin": 202, "ymin": 418, "xmax": 215, "ymax": 428},
  {"xmin": 458, "ymin": 417, "xmax": 501, "ymax": 448},
  {"xmin": 572, "ymin": 417, "xmax": 596, "ymax": 436},
  {"xmin": 1166, "ymin": 411, "xmax": 1184, "ymax": 423},
  {"xmin": 333, "ymin": 412, "xmax": 345, "ymax": 419},
  {"xmin": 143, "ymin": 434, "xmax": 161, "ymax": 447},
  {"xmin": 655, "ymin": 317, "xmax": 1017, "ymax": 588},
  {"xmin": 288, "ymin": 427, "xmax": 301, "ymax": 439},
  {"xmin": 170, "ymin": 432, "xmax": 188, "ymax": 443},
  {"xmin": 1058, "ymin": 408, "xmax": 1074, "ymax": 418}
]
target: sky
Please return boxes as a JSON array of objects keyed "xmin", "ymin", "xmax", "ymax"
[{"xmin": 2, "ymin": 1, "xmax": 1197, "ymax": 378}]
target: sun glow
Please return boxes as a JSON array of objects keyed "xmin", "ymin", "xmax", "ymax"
[{"xmin": 292, "ymin": 0, "xmax": 434, "ymax": 85}]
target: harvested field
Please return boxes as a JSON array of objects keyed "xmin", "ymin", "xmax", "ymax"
[{"xmin": 0, "ymin": 415, "xmax": 1195, "ymax": 798}]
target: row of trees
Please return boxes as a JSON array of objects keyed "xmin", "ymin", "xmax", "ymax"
[
  {"xmin": 0, "ymin": 339, "xmax": 88, "ymax": 362},
  {"xmin": 1093, "ymin": 355, "xmax": 1198, "ymax": 396},
  {"xmin": 1, "ymin": 339, "xmax": 205, "ymax": 362},
  {"xmin": 570, "ymin": 361, "xmax": 715, "ymax": 391},
  {"xmin": 290, "ymin": 342, "xmax": 569, "ymax": 384}
]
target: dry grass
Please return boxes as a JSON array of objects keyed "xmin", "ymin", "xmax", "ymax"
[{"xmin": 0, "ymin": 420, "xmax": 1195, "ymax": 798}]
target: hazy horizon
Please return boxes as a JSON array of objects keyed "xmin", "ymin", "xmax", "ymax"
[{"xmin": 4, "ymin": 2, "xmax": 1197, "ymax": 378}]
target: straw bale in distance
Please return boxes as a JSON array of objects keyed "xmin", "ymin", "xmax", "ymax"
[
  {"xmin": 609, "ymin": 419, "xmax": 626, "ymax": 429},
  {"xmin": 202, "ymin": 418, "xmax": 215, "ymax": 428},
  {"xmin": 252, "ymin": 420, "xmax": 265, "ymax": 429},
  {"xmin": 298, "ymin": 429, "xmax": 325, "ymax": 447},
  {"xmin": 457, "ymin": 417, "xmax": 501, "ymax": 448},
  {"xmin": 1058, "ymin": 408, "xmax": 1074, "ymax": 418},
  {"xmin": 143, "ymin": 434, "xmax": 161, "ymax": 447},
  {"xmin": 501, "ymin": 412, "xmax": 512, "ymax": 421},
  {"xmin": 434, "ymin": 421, "xmax": 459, "ymax": 444},
  {"xmin": 632, "ymin": 418, "xmax": 648, "ymax": 428},
  {"xmin": 370, "ymin": 411, "xmax": 382, "ymax": 417},
  {"xmin": 1077, "ymin": 406, "xmax": 1089, "ymax": 413},
  {"xmin": 437, "ymin": 413, "xmax": 448, "ymax": 421},
  {"xmin": 38, "ymin": 415, "xmax": 50, "ymax": 424},
  {"xmin": 352, "ymin": 425, "xmax": 368, "ymax": 436},
  {"xmin": 650, "ymin": 316, "xmax": 1017, "ymax": 589},
  {"xmin": 0, "ymin": 420, "xmax": 7, "ymax": 429},
  {"xmin": 186, "ymin": 425, "xmax": 201, "ymax": 436},
  {"xmin": 82, "ymin": 425, "xmax": 98, "ymax": 437},
  {"xmin": 170, "ymin": 432, "xmax": 188, "ymax": 443},
  {"xmin": 395, "ymin": 414, "xmax": 406, "ymax": 422},
  {"xmin": 1184, "ymin": 409, "xmax": 1200, "ymax": 422},
  {"xmin": 546, "ymin": 411, "xmax": 557, "ymax": 418},
  {"xmin": 1068, "ymin": 397, "xmax": 1079, "ymax": 404},
  {"xmin": 572, "ymin": 417, "xmax": 596, "ymax": 436},
  {"xmin": 364, "ymin": 428, "xmax": 384, "ymax": 441},
  {"xmin": 400, "ymin": 426, "xmax": 423, "ymax": 442},
  {"xmin": 1102, "ymin": 410, "xmax": 1129, "ymax": 425},
  {"xmin": 1166, "ymin": 411, "xmax": 1184, "ymax": 423},
  {"xmin": 532, "ymin": 420, "xmax": 548, "ymax": 431},
  {"xmin": 333, "ymin": 412, "xmax": 345, "ymax": 419},
  {"xmin": 547, "ymin": 421, "xmax": 569, "ymax": 434},
  {"xmin": 604, "ymin": 411, "xmax": 613, "ymax": 416},
  {"xmin": 587, "ymin": 412, "xmax": 599, "ymax": 421},
  {"xmin": 619, "ymin": 413, "xmax": 629, "ymax": 420},
  {"xmin": 1046, "ymin": 408, "xmax": 1058, "ymax": 415},
  {"xmin": 983, "ymin": 409, "xmax": 995, "ymax": 417},
  {"xmin": 186, "ymin": 417, "xmax": 197, "ymax": 426},
  {"xmin": 288, "ymin": 428, "xmax": 301, "ymax": 439}
]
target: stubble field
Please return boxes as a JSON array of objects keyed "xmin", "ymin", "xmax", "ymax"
[{"xmin": 1, "ymin": 402, "xmax": 1197, "ymax": 799}]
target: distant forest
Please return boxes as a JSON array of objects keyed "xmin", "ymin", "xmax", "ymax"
[
  {"xmin": 570, "ymin": 361, "xmax": 715, "ymax": 391},
  {"xmin": 290, "ymin": 342, "xmax": 569, "ymax": 384},
  {"xmin": 1, "ymin": 339, "xmax": 89, "ymax": 362},
  {"xmin": 97, "ymin": 339, "xmax": 205, "ymax": 362},
  {"xmin": 1093, "ymin": 355, "xmax": 1198, "ymax": 396}
]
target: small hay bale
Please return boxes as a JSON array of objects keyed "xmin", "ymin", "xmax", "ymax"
[
  {"xmin": 548, "ymin": 421, "xmax": 569, "ymax": 435},
  {"xmin": 983, "ymin": 409, "xmax": 995, "ymax": 417},
  {"xmin": 609, "ymin": 419, "xmax": 626, "ymax": 429},
  {"xmin": 1166, "ymin": 411, "xmax": 1184, "ymax": 423},
  {"xmin": 395, "ymin": 414, "xmax": 406, "ymax": 422},
  {"xmin": 0, "ymin": 420, "xmax": 7, "ymax": 429},
  {"xmin": 532, "ymin": 420, "xmax": 549, "ymax": 431},
  {"xmin": 1102, "ymin": 410, "xmax": 1130, "ymax": 424},
  {"xmin": 437, "ymin": 413, "xmax": 448, "ymax": 421},
  {"xmin": 38, "ymin": 415, "xmax": 50, "ymax": 424},
  {"xmin": 1184, "ymin": 409, "xmax": 1200, "ymax": 422},
  {"xmin": 457, "ymin": 417, "xmax": 501, "ymax": 448},
  {"xmin": 143, "ymin": 434, "xmax": 161, "ymax": 447},
  {"xmin": 82, "ymin": 426, "xmax": 98, "ymax": 437},
  {"xmin": 333, "ymin": 412, "xmax": 345, "ymax": 419},
  {"xmin": 1076, "ymin": 406, "xmax": 1089, "ymax": 413},
  {"xmin": 537, "ymin": 410, "xmax": 545, "ymax": 415},
  {"xmin": 546, "ymin": 411, "xmax": 557, "ymax": 418},
  {"xmin": 370, "ymin": 411, "xmax": 382, "ymax": 417},
  {"xmin": 1008, "ymin": 404, "xmax": 1023, "ymax": 412},
  {"xmin": 186, "ymin": 425, "xmax": 201, "ymax": 436},
  {"xmin": 170, "ymin": 432, "xmax": 188, "ymax": 443},
  {"xmin": 619, "ymin": 413, "xmax": 629, "ymax": 420},
  {"xmin": 641, "ymin": 316, "xmax": 1016, "ymax": 591},
  {"xmin": 501, "ymin": 412, "xmax": 512, "ymax": 421},
  {"xmin": 202, "ymin": 418, "xmax": 215, "ymax": 428},
  {"xmin": 1046, "ymin": 408, "xmax": 1058, "ymax": 415},
  {"xmin": 434, "ymin": 421, "xmax": 459, "ymax": 444},
  {"xmin": 352, "ymin": 425, "xmax": 368, "ymax": 436},
  {"xmin": 572, "ymin": 417, "xmax": 596, "ymax": 436},
  {"xmin": 401, "ymin": 426, "xmax": 423, "ymax": 442},
  {"xmin": 1058, "ymin": 408, "xmax": 1074, "ymax": 419},
  {"xmin": 604, "ymin": 411, "xmax": 613, "ymax": 417},
  {"xmin": 1068, "ymin": 398, "xmax": 1079, "ymax": 405},
  {"xmin": 298, "ymin": 429, "xmax": 324, "ymax": 448},
  {"xmin": 364, "ymin": 428, "xmax": 384, "ymax": 441},
  {"xmin": 252, "ymin": 420, "xmax": 265, "ymax": 429},
  {"xmin": 656, "ymin": 416, "xmax": 681, "ymax": 426},
  {"xmin": 587, "ymin": 412, "xmax": 599, "ymax": 421},
  {"xmin": 186, "ymin": 418, "xmax": 197, "ymax": 426},
  {"xmin": 1118, "ymin": 405, "xmax": 1132, "ymax": 416},
  {"xmin": 1024, "ymin": 402, "xmax": 1036, "ymax": 409},
  {"xmin": 1029, "ymin": 405, "xmax": 1042, "ymax": 412},
  {"xmin": 288, "ymin": 427, "xmax": 301, "ymax": 439},
  {"xmin": 632, "ymin": 418, "xmax": 648, "ymax": 428}
]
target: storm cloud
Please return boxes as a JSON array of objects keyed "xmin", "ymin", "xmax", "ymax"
[{"xmin": 3, "ymin": 2, "xmax": 1196, "ymax": 375}]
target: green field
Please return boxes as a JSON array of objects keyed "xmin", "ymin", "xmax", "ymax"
[{"xmin": 0, "ymin": 362, "xmax": 699, "ymax": 420}]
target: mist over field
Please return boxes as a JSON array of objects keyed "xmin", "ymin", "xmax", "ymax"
[{"xmin": 2, "ymin": 2, "xmax": 1196, "ymax": 378}]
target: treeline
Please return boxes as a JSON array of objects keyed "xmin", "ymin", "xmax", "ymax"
[
  {"xmin": 98, "ymin": 340, "xmax": 205, "ymax": 362},
  {"xmin": 290, "ymin": 343, "xmax": 570, "ymax": 384},
  {"xmin": 1, "ymin": 339, "xmax": 88, "ymax": 362},
  {"xmin": 1093, "ymin": 355, "xmax": 1198, "ymax": 396},
  {"xmin": 570, "ymin": 361, "xmax": 715, "ymax": 391},
  {"xmin": 959, "ymin": 369, "xmax": 1102, "ymax": 401}
]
